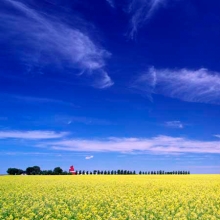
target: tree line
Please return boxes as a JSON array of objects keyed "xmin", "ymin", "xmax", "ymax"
[
  {"xmin": 7, "ymin": 166, "xmax": 68, "ymax": 175},
  {"xmin": 7, "ymin": 166, "xmax": 190, "ymax": 175},
  {"xmin": 75, "ymin": 170, "xmax": 190, "ymax": 175}
]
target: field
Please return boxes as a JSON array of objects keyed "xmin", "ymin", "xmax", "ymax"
[{"xmin": 0, "ymin": 175, "xmax": 220, "ymax": 220}]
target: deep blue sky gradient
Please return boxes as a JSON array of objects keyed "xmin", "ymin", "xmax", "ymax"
[{"xmin": 0, "ymin": 0, "xmax": 220, "ymax": 174}]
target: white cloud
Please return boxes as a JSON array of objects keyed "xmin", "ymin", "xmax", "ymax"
[
  {"xmin": 2, "ymin": 129, "xmax": 220, "ymax": 154},
  {"xmin": 132, "ymin": 67, "xmax": 220, "ymax": 105},
  {"xmin": 0, "ymin": 0, "xmax": 113, "ymax": 89},
  {"xmin": 0, "ymin": 151, "xmax": 87, "ymax": 156},
  {"xmin": 0, "ymin": 130, "xmax": 68, "ymax": 139},
  {"xmin": 66, "ymin": 116, "xmax": 112, "ymax": 125},
  {"xmin": 106, "ymin": 0, "xmax": 115, "ymax": 8},
  {"xmin": 0, "ymin": 93, "xmax": 77, "ymax": 107},
  {"xmin": 128, "ymin": 0, "xmax": 167, "ymax": 39},
  {"xmin": 214, "ymin": 135, "xmax": 220, "ymax": 138},
  {"xmin": 85, "ymin": 155, "xmax": 94, "ymax": 160},
  {"xmin": 165, "ymin": 121, "xmax": 183, "ymax": 129},
  {"xmin": 92, "ymin": 70, "xmax": 114, "ymax": 88},
  {"xmin": 47, "ymin": 135, "xmax": 220, "ymax": 154}
]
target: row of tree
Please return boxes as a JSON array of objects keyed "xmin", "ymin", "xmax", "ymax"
[
  {"xmin": 7, "ymin": 166, "xmax": 67, "ymax": 175},
  {"xmin": 7, "ymin": 166, "xmax": 190, "ymax": 175},
  {"xmin": 75, "ymin": 170, "xmax": 190, "ymax": 175}
]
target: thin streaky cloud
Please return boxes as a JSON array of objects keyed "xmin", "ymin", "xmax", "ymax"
[
  {"xmin": 130, "ymin": 68, "xmax": 156, "ymax": 101},
  {"xmin": 0, "ymin": 130, "xmax": 68, "ymax": 139},
  {"xmin": 0, "ymin": 151, "xmax": 88, "ymax": 156},
  {"xmin": 128, "ymin": 0, "xmax": 167, "ymax": 39},
  {"xmin": 132, "ymin": 67, "xmax": 220, "ymax": 105},
  {"xmin": 1, "ymin": 152, "xmax": 62, "ymax": 156},
  {"xmin": 67, "ymin": 116, "xmax": 112, "ymax": 125},
  {"xmin": 46, "ymin": 135, "xmax": 220, "ymax": 154},
  {"xmin": 106, "ymin": 0, "xmax": 115, "ymax": 8},
  {"xmin": 165, "ymin": 121, "xmax": 183, "ymax": 129},
  {"xmin": 85, "ymin": 155, "xmax": 94, "ymax": 160},
  {"xmin": 92, "ymin": 70, "xmax": 114, "ymax": 88},
  {"xmin": 214, "ymin": 135, "xmax": 220, "ymax": 138},
  {"xmin": 0, "ymin": 93, "xmax": 77, "ymax": 107},
  {"xmin": 0, "ymin": 0, "xmax": 113, "ymax": 89}
]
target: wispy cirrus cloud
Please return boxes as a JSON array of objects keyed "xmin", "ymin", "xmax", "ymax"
[
  {"xmin": 67, "ymin": 116, "xmax": 112, "ymax": 125},
  {"xmin": 128, "ymin": 0, "xmax": 167, "ymax": 39},
  {"xmin": 2, "ymin": 130, "xmax": 220, "ymax": 154},
  {"xmin": 0, "ymin": 151, "xmax": 87, "ymax": 157},
  {"xmin": 1, "ymin": 151, "xmax": 61, "ymax": 156},
  {"xmin": 85, "ymin": 155, "xmax": 94, "ymax": 160},
  {"xmin": 106, "ymin": 0, "xmax": 115, "ymax": 8},
  {"xmin": 0, "ymin": 130, "xmax": 68, "ymax": 139},
  {"xmin": 0, "ymin": 0, "xmax": 113, "ymax": 88},
  {"xmin": 165, "ymin": 121, "xmax": 183, "ymax": 129},
  {"xmin": 48, "ymin": 135, "xmax": 220, "ymax": 154},
  {"xmin": 132, "ymin": 67, "xmax": 220, "ymax": 105},
  {"xmin": 0, "ymin": 93, "xmax": 77, "ymax": 107}
]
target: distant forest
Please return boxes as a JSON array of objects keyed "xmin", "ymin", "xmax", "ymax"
[{"xmin": 7, "ymin": 166, "xmax": 190, "ymax": 175}]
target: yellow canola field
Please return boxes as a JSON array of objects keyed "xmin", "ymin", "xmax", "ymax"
[{"xmin": 0, "ymin": 175, "xmax": 220, "ymax": 220}]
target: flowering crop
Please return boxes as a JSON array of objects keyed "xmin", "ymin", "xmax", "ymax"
[{"xmin": 0, "ymin": 175, "xmax": 220, "ymax": 219}]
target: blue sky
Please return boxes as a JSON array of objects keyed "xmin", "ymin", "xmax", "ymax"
[{"xmin": 0, "ymin": 0, "xmax": 220, "ymax": 174}]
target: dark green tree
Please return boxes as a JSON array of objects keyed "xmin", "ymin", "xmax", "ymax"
[
  {"xmin": 62, "ymin": 171, "xmax": 68, "ymax": 175},
  {"xmin": 53, "ymin": 167, "xmax": 63, "ymax": 175},
  {"xmin": 26, "ymin": 167, "xmax": 35, "ymax": 175},
  {"xmin": 7, "ymin": 168, "xmax": 23, "ymax": 175},
  {"xmin": 26, "ymin": 166, "xmax": 41, "ymax": 175},
  {"xmin": 41, "ymin": 170, "xmax": 48, "ymax": 175},
  {"xmin": 47, "ymin": 170, "xmax": 53, "ymax": 175},
  {"xmin": 33, "ymin": 166, "xmax": 41, "ymax": 175}
]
